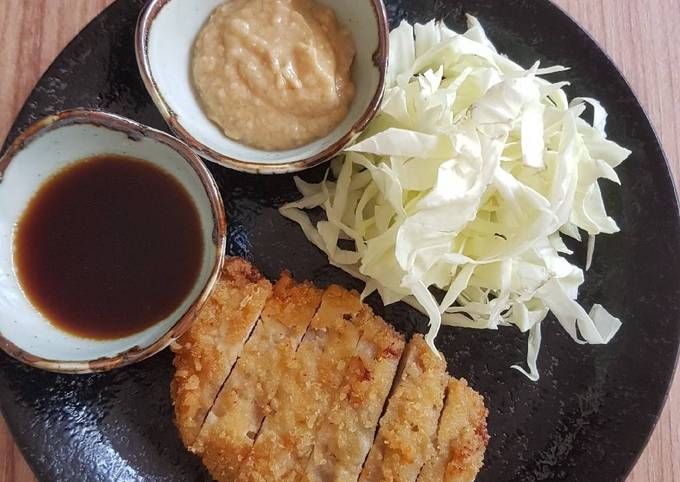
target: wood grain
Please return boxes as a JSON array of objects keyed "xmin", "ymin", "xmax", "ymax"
[{"xmin": 0, "ymin": 1, "xmax": 677, "ymax": 481}]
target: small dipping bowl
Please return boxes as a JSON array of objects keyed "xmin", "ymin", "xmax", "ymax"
[
  {"xmin": 0, "ymin": 110, "xmax": 226, "ymax": 373},
  {"xmin": 136, "ymin": 0, "xmax": 388, "ymax": 174}
]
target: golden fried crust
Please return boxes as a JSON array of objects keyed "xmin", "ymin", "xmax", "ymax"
[
  {"xmin": 262, "ymin": 271, "xmax": 324, "ymax": 330},
  {"xmin": 302, "ymin": 315, "xmax": 406, "ymax": 482},
  {"xmin": 171, "ymin": 257, "xmax": 272, "ymax": 448},
  {"xmin": 359, "ymin": 335, "xmax": 448, "ymax": 482},
  {"xmin": 418, "ymin": 378, "xmax": 489, "ymax": 482},
  {"xmin": 195, "ymin": 273, "xmax": 323, "ymax": 481},
  {"xmin": 237, "ymin": 285, "xmax": 370, "ymax": 482}
]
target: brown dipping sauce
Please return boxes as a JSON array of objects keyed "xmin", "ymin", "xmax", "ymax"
[{"xmin": 14, "ymin": 155, "xmax": 204, "ymax": 340}]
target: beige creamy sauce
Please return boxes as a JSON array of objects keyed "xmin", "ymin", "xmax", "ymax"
[{"xmin": 192, "ymin": 0, "xmax": 356, "ymax": 151}]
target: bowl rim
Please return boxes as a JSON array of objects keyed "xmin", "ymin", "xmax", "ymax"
[
  {"xmin": 135, "ymin": 0, "xmax": 389, "ymax": 175},
  {"xmin": 0, "ymin": 108, "xmax": 227, "ymax": 374}
]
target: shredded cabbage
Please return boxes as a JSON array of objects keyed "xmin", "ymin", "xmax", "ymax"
[{"xmin": 279, "ymin": 16, "xmax": 631, "ymax": 380}]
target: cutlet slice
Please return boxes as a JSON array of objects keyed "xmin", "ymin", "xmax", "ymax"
[
  {"xmin": 171, "ymin": 257, "xmax": 272, "ymax": 448},
  {"xmin": 237, "ymin": 285, "xmax": 371, "ymax": 482},
  {"xmin": 358, "ymin": 335, "xmax": 448, "ymax": 482},
  {"xmin": 417, "ymin": 378, "xmax": 489, "ymax": 482},
  {"xmin": 194, "ymin": 273, "xmax": 323, "ymax": 481},
  {"xmin": 301, "ymin": 315, "xmax": 406, "ymax": 482}
]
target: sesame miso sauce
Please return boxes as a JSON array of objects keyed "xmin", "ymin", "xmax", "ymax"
[{"xmin": 14, "ymin": 155, "xmax": 204, "ymax": 340}]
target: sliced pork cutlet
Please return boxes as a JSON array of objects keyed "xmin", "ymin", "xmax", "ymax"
[
  {"xmin": 418, "ymin": 378, "xmax": 489, "ymax": 482},
  {"xmin": 359, "ymin": 335, "xmax": 448, "ymax": 482},
  {"xmin": 237, "ymin": 285, "xmax": 372, "ymax": 482},
  {"xmin": 171, "ymin": 257, "xmax": 272, "ymax": 448},
  {"xmin": 301, "ymin": 314, "xmax": 406, "ymax": 482},
  {"xmin": 194, "ymin": 273, "xmax": 323, "ymax": 481}
]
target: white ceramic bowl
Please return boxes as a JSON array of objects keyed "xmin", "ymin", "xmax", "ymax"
[
  {"xmin": 136, "ymin": 0, "xmax": 388, "ymax": 174},
  {"xmin": 0, "ymin": 110, "xmax": 226, "ymax": 373}
]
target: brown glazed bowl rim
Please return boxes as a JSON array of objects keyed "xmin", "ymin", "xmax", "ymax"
[
  {"xmin": 135, "ymin": 0, "xmax": 389, "ymax": 175},
  {"xmin": 0, "ymin": 109, "xmax": 227, "ymax": 374}
]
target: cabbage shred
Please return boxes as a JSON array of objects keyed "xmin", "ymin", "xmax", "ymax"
[{"xmin": 279, "ymin": 17, "xmax": 631, "ymax": 380}]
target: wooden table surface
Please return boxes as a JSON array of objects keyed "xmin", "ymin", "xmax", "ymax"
[{"xmin": 0, "ymin": 0, "xmax": 678, "ymax": 481}]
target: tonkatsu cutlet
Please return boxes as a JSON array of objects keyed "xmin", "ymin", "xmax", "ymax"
[
  {"xmin": 194, "ymin": 273, "xmax": 323, "ymax": 481},
  {"xmin": 170, "ymin": 257, "xmax": 272, "ymax": 447},
  {"xmin": 418, "ymin": 378, "xmax": 489, "ymax": 482},
  {"xmin": 169, "ymin": 259, "xmax": 490, "ymax": 482},
  {"xmin": 237, "ymin": 285, "xmax": 372, "ymax": 482},
  {"xmin": 359, "ymin": 335, "xmax": 448, "ymax": 482},
  {"xmin": 302, "ymin": 314, "xmax": 405, "ymax": 482}
]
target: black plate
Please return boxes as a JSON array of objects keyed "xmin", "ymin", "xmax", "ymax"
[{"xmin": 1, "ymin": 0, "xmax": 679, "ymax": 481}]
